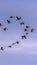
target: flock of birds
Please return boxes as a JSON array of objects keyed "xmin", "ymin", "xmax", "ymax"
[{"xmin": 0, "ymin": 15, "xmax": 35, "ymax": 51}]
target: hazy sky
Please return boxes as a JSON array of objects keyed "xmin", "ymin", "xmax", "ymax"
[{"xmin": 0, "ymin": 0, "xmax": 37, "ymax": 65}]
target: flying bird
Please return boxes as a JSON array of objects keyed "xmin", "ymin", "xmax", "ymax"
[
  {"xmin": 0, "ymin": 47, "xmax": 4, "ymax": 51},
  {"xmin": 16, "ymin": 41, "xmax": 19, "ymax": 44},
  {"xmin": 26, "ymin": 26, "xmax": 30, "ymax": 28},
  {"xmin": 20, "ymin": 22, "xmax": 24, "ymax": 25},
  {"xmin": 26, "ymin": 32, "xmax": 29, "ymax": 35},
  {"xmin": 9, "ymin": 16, "xmax": 14, "ymax": 18},
  {"xmin": 12, "ymin": 43, "xmax": 16, "ymax": 45},
  {"xmin": 3, "ymin": 27, "xmax": 8, "ymax": 31},
  {"xmin": 0, "ymin": 23, "xmax": 3, "ymax": 27},
  {"xmin": 8, "ymin": 45, "xmax": 12, "ymax": 48},
  {"xmin": 21, "ymin": 35, "xmax": 26, "ymax": 39},
  {"xmin": 24, "ymin": 29, "xmax": 28, "ymax": 31},
  {"xmin": 16, "ymin": 16, "xmax": 21, "ymax": 20},
  {"xmin": 31, "ymin": 29, "xmax": 34, "ymax": 32},
  {"xmin": 7, "ymin": 19, "xmax": 11, "ymax": 24}
]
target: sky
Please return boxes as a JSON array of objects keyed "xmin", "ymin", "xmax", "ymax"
[{"xmin": 0, "ymin": 0, "xmax": 37, "ymax": 65}]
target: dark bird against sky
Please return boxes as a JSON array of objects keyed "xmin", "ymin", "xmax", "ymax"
[
  {"xmin": 26, "ymin": 32, "xmax": 29, "ymax": 35},
  {"xmin": 31, "ymin": 29, "xmax": 34, "ymax": 32},
  {"xmin": 0, "ymin": 47, "xmax": 4, "ymax": 51},
  {"xmin": 16, "ymin": 16, "xmax": 21, "ymax": 20},
  {"xmin": 3, "ymin": 27, "xmax": 8, "ymax": 31},
  {"xmin": 0, "ymin": 23, "xmax": 3, "ymax": 27},
  {"xmin": 8, "ymin": 45, "xmax": 12, "ymax": 48},
  {"xmin": 9, "ymin": 16, "xmax": 14, "ymax": 18},
  {"xmin": 16, "ymin": 41, "xmax": 19, "ymax": 44},
  {"xmin": 21, "ymin": 35, "xmax": 26, "ymax": 39},
  {"xmin": 7, "ymin": 19, "xmax": 11, "ymax": 24},
  {"xmin": 20, "ymin": 22, "xmax": 24, "ymax": 25},
  {"xmin": 12, "ymin": 43, "xmax": 16, "ymax": 45},
  {"xmin": 26, "ymin": 26, "xmax": 30, "ymax": 28},
  {"xmin": 24, "ymin": 29, "xmax": 28, "ymax": 31}
]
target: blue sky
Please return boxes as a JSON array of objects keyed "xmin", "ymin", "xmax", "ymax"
[{"xmin": 0, "ymin": 0, "xmax": 37, "ymax": 65}]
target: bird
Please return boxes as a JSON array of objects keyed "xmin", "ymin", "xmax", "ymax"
[
  {"xmin": 20, "ymin": 22, "xmax": 24, "ymax": 25},
  {"xmin": 0, "ymin": 23, "xmax": 3, "ymax": 27},
  {"xmin": 12, "ymin": 43, "xmax": 16, "ymax": 45},
  {"xmin": 3, "ymin": 27, "xmax": 8, "ymax": 31},
  {"xmin": 8, "ymin": 45, "xmax": 12, "ymax": 48},
  {"xmin": 26, "ymin": 25, "xmax": 30, "ymax": 28},
  {"xmin": 9, "ymin": 16, "xmax": 14, "ymax": 18},
  {"xmin": 24, "ymin": 29, "xmax": 28, "ymax": 31},
  {"xmin": 0, "ymin": 47, "xmax": 4, "ymax": 51},
  {"xmin": 16, "ymin": 16, "xmax": 21, "ymax": 20},
  {"xmin": 16, "ymin": 41, "xmax": 19, "ymax": 44},
  {"xmin": 26, "ymin": 32, "xmax": 29, "ymax": 35},
  {"xmin": 21, "ymin": 35, "xmax": 26, "ymax": 39},
  {"xmin": 31, "ymin": 28, "xmax": 34, "ymax": 32},
  {"xmin": 7, "ymin": 19, "xmax": 11, "ymax": 24}
]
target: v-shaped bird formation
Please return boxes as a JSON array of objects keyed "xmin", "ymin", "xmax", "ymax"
[{"xmin": 0, "ymin": 15, "xmax": 35, "ymax": 51}]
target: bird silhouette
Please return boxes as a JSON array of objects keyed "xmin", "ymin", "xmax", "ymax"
[
  {"xmin": 26, "ymin": 26, "xmax": 30, "ymax": 28},
  {"xmin": 0, "ymin": 23, "xmax": 3, "ymax": 27},
  {"xmin": 3, "ymin": 27, "xmax": 8, "ymax": 31},
  {"xmin": 31, "ymin": 29, "xmax": 34, "ymax": 32},
  {"xmin": 12, "ymin": 43, "xmax": 16, "ymax": 45},
  {"xmin": 16, "ymin": 41, "xmax": 19, "ymax": 44},
  {"xmin": 7, "ymin": 19, "xmax": 11, "ymax": 24},
  {"xmin": 9, "ymin": 16, "xmax": 14, "ymax": 18},
  {"xmin": 24, "ymin": 29, "xmax": 28, "ymax": 31},
  {"xmin": 16, "ymin": 16, "xmax": 21, "ymax": 20},
  {"xmin": 20, "ymin": 22, "xmax": 24, "ymax": 25},
  {"xmin": 26, "ymin": 32, "xmax": 29, "ymax": 35},
  {"xmin": 0, "ymin": 47, "xmax": 4, "ymax": 51},
  {"xmin": 8, "ymin": 45, "xmax": 12, "ymax": 48},
  {"xmin": 21, "ymin": 35, "xmax": 26, "ymax": 39}
]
